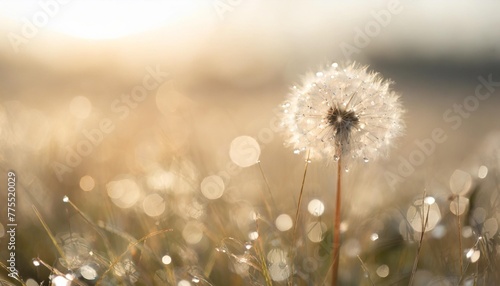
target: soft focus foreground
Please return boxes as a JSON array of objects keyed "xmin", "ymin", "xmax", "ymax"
[{"xmin": 0, "ymin": 1, "xmax": 500, "ymax": 286}]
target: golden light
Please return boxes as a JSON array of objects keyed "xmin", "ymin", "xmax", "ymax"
[{"xmin": 0, "ymin": 0, "xmax": 201, "ymax": 40}]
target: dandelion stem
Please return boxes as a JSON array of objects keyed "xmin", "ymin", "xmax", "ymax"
[
  {"xmin": 0, "ymin": 261, "xmax": 27, "ymax": 286},
  {"xmin": 257, "ymin": 161, "xmax": 277, "ymax": 217},
  {"xmin": 96, "ymin": 228, "xmax": 172, "ymax": 286},
  {"xmin": 357, "ymin": 255, "xmax": 375, "ymax": 286},
  {"xmin": 32, "ymin": 205, "xmax": 68, "ymax": 265},
  {"xmin": 65, "ymin": 197, "xmax": 116, "ymax": 262},
  {"xmin": 456, "ymin": 196, "xmax": 464, "ymax": 278},
  {"xmin": 290, "ymin": 151, "xmax": 310, "ymax": 286},
  {"xmin": 408, "ymin": 192, "xmax": 430, "ymax": 286},
  {"xmin": 255, "ymin": 218, "xmax": 273, "ymax": 286},
  {"xmin": 331, "ymin": 155, "xmax": 342, "ymax": 286},
  {"xmin": 35, "ymin": 258, "xmax": 87, "ymax": 286}
]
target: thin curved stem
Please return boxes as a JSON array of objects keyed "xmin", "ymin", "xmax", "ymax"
[
  {"xmin": 331, "ymin": 156, "xmax": 342, "ymax": 286},
  {"xmin": 289, "ymin": 150, "xmax": 310, "ymax": 286}
]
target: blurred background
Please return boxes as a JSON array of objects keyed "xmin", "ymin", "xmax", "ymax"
[{"xmin": 0, "ymin": 1, "xmax": 500, "ymax": 285}]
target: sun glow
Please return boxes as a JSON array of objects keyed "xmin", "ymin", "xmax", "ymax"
[{"xmin": 0, "ymin": 0, "xmax": 201, "ymax": 40}]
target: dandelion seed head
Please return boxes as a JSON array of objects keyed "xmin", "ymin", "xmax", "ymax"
[{"xmin": 281, "ymin": 62, "xmax": 404, "ymax": 162}]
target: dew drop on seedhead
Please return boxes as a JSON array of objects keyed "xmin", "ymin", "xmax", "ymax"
[
  {"xmin": 344, "ymin": 167, "xmax": 349, "ymax": 173},
  {"xmin": 333, "ymin": 155, "xmax": 339, "ymax": 161},
  {"xmin": 363, "ymin": 157, "xmax": 369, "ymax": 163},
  {"xmin": 370, "ymin": 233, "xmax": 379, "ymax": 241},
  {"xmin": 293, "ymin": 149, "xmax": 300, "ymax": 154},
  {"xmin": 62, "ymin": 196, "xmax": 69, "ymax": 203},
  {"xmin": 192, "ymin": 277, "xmax": 200, "ymax": 283}
]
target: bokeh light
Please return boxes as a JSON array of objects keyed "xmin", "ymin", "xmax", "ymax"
[
  {"xmin": 106, "ymin": 177, "xmax": 141, "ymax": 208},
  {"xmin": 80, "ymin": 265, "xmax": 98, "ymax": 280},
  {"xmin": 200, "ymin": 175, "xmax": 225, "ymax": 200},
  {"xmin": 307, "ymin": 199, "xmax": 325, "ymax": 216},
  {"xmin": 478, "ymin": 165, "xmax": 488, "ymax": 178},
  {"xmin": 79, "ymin": 175, "xmax": 95, "ymax": 192},
  {"xmin": 25, "ymin": 279, "xmax": 38, "ymax": 286},
  {"xmin": 462, "ymin": 226, "xmax": 473, "ymax": 238},
  {"xmin": 178, "ymin": 280, "xmax": 191, "ymax": 286},
  {"xmin": 248, "ymin": 231, "xmax": 259, "ymax": 241},
  {"xmin": 52, "ymin": 276, "xmax": 71, "ymax": 286},
  {"xmin": 275, "ymin": 214, "xmax": 293, "ymax": 232},
  {"xmin": 407, "ymin": 200, "xmax": 441, "ymax": 232},
  {"xmin": 147, "ymin": 170, "xmax": 175, "ymax": 191},
  {"xmin": 156, "ymin": 80, "xmax": 192, "ymax": 115},
  {"xmin": 69, "ymin": 96, "xmax": 92, "ymax": 119},
  {"xmin": 449, "ymin": 196, "xmax": 469, "ymax": 215},
  {"xmin": 376, "ymin": 264, "xmax": 390, "ymax": 278},
  {"xmin": 472, "ymin": 207, "xmax": 487, "ymax": 224},
  {"xmin": 307, "ymin": 222, "xmax": 327, "ymax": 243},
  {"xmin": 483, "ymin": 217, "xmax": 498, "ymax": 237},
  {"xmin": 162, "ymin": 255, "xmax": 172, "ymax": 265},
  {"xmin": 182, "ymin": 221, "xmax": 203, "ymax": 245},
  {"xmin": 342, "ymin": 238, "xmax": 361, "ymax": 257},
  {"xmin": 449, "ymin": 169, "xmax": 472, "ymax": 195},
  {"xmin": 229, "ymin": 136, "xmax": 261, "ymax": 168},
  {"xmin": 142, "ymin": 193, "xmax": 166, "ymax": 217}
]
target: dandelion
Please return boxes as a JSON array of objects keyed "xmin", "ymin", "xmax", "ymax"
[
  {"xmin": 280, "ymin": 62, "xmax": 404, "ymax": 286},
  {"xmin": 281, "ymin": 62, "xmax": 404, "ymax": 163}
]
